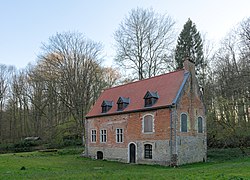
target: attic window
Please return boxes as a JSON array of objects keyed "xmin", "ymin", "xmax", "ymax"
[
  {"xmin": 117, "ymin": 97, "xmax": 130, "ymax": 111},
  {"xmin": 101, "ymin": 100, "xmax": 113, "ymax": 113},
  {"xmin": 143, "ymin": 91, "xmax": 159, "ymax": 107}
]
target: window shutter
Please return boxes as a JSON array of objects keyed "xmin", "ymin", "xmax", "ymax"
[
  {"xmin": 198, "ymin": 117, "xmax": 203, "ymax": 133},
  {"xmin": 181, "ymin": 114, "xmax": 187, "ymax": 132},
  {"xmin": 144, "ymin": 115, "xmax": 153, "ymax": 132}
]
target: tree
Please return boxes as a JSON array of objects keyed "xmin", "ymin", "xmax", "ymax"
[
  {"xmin": 114, "ymin": 8, "xmax": 176, "ymax": 80},
  {"xmin": 175, "ymin": 18, "xmax": 204, "ymax": 71},
  {"xmin": 0, "ymin": 64, "xmax": 15, "ymax": 142},
  {"xmin": 0, "ymin": 32, "xmax": 121, "ymax": 145},
  {"xmin": 101, "ymin": 67, "xmax": 121, "ymax": 88},
  {"xmin": 205, "ymin": 23, "xmax": 250, "ymax": 152},
  {"xmin": 38, "ymin": 32, "xmax": 105, "ymax": 135},
  {"xmin": 240, "ymin": 17, "xmax": 250, "ymax": 52}
]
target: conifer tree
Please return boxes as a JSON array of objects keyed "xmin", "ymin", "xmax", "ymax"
[{"xmin": 175, "ymin": 18, "xmax": 204, "ymax": 71}]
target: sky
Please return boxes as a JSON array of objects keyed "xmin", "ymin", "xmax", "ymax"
[{"xmin": 0, "ymin": 0, "xmax": 250, "ymax": 69}]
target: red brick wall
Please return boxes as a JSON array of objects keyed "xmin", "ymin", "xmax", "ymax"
[
  {"xmin": 176, "ymin": 77, "xmax": 205, "ymax": 136},
  {"xmin": 87, "ymin": 108, "xmax": 171, "ymax": 149}
]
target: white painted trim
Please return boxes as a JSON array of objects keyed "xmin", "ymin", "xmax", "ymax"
[
  {"xmin": 115, "ymin": 128, "xmax": 124, "ymax": 143},
  {"xmin": 127, "ymin": 142, "xmax": 137, "ymax": 163},
  {"xmin": 142, "ymin": 113, "xmax": 155, "ymax": 133},
  {"xmin": 90, "ymin": 129, "xmax": 97, "ymax": 143},
  {"xmin": 100, "ymin": 129, "xmax": 107, "ymax": 143}
]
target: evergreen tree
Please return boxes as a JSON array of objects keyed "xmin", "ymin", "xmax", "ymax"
[{"xmin": 175, "ymin": 18, "xmax": 204, "ymax": 71}]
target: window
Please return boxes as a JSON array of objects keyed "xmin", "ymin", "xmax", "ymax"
[
  {"xmin": 198, "ymin": 117, "xmax": 203, "ymax": 133},
  {"xmin": 181, "ymin": 113, "xmax": 188, "ymax": 132},
  {"xmin": 100, "ymin": 129, "xmax": 107, "ymax": 143},
  {"xmin": 143, "ymin": 91, "xmax": 159, "ymax": 107},
  {"xmin": 145, "ymin": 98, "xmax": 152, "ymax": 106},
  {"xmin": 116, "ymin": 128, "xmax": 123, "ymax": 143},
  {"xmin": 91, "ymin": 129, "xmax": 97, "ymax": 142},
  {"xmin": 143, "ymin": 114, "xmax": 153, "ymax": 133},
  {"xmin": 102, "ymin": 106, "xmax": 109, "ymax": 113},
  {"xmin": 117, "ymin": 103, "xmax": 123, "ymax": 111},
  {"xmin": 144, "ymin": 144, "xmax": 152, "ymax": 159}
]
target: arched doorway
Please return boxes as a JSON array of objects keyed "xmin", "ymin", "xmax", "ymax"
[
  {"xmin": 97, "ymin": 151, "xmax": 103, "ymax": 159},
  {"xmin": 129, "ymin": 143, "xmax": 136, "ymax": 163}
]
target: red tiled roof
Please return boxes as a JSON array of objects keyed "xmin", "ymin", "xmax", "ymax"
[{"xmin": 86, "ymin": 69, "xmax": 186, "ymax": 118}]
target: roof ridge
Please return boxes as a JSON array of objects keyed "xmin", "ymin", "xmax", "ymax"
[{"xmin": 104, "ymin": 69, "xmax": 185, "ymax": 92}]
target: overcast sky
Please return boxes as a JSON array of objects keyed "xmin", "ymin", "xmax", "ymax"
[{"xmin": 1, "ymin": 0, "xmax": 249, "ymax": 68}]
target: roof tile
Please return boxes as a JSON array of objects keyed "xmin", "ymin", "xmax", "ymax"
[{"xmin": 86, "ymin": 69, "xmax": 186, "ymax": 118}]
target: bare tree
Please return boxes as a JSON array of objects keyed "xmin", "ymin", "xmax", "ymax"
[
  {"xmin": 0, "ymin": 64, "xmax": 15, "ymax": 142},
  {"xmin": 102, "ymin": 67, "xmax": 121, "ymax": 88},
  {"xmin": 114, "ymin": 8, "xmax": 176, "ymax": 80},
  {"xmin": 0, "ymin": 32, "xmax": 121, "ymax": 145},
  {"xmin": 240, "ymin": 17, "xmax": 250, "ymax": 51},
  {"xmin": 206, "ymin": 25, "xmax": 250, "ymax": 151},
  {"xmin": 38, "ymin": 32, "xmax": 113, "ymax": 139}
]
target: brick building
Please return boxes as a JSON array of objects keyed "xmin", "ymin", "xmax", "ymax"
[{"xmin": 85, "ymin": 59, "xmax": 206, "ymax": 166}]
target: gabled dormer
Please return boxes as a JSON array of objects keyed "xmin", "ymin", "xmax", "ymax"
[
  {"xmin": 144, "ymin": 91, "xmax": 159, "ymax": 107},
  {"xmin": 117, "ymin": 97, "xmax": 130, "ymax": 111},
  {"xmin": 101, "ymin": 100, "xmax": 113, "ymax": 113}
]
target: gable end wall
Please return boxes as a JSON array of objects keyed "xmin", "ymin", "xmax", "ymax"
[{"xmin": 174, "ymin": 75, "xmax": 207, "ymax": 165}]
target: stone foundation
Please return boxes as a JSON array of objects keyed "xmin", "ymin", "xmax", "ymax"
[
  {"xmin": 87, "ymin": 140, "xmax": 171, "ymax": 165},
  {"xmin": 177, "ymin": 136, "xmax": 207, "ymax": 165}
]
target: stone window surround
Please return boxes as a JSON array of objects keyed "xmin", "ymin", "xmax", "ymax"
[{"xmin": 142, "ymin": 113, "xmax": 155, "ymax": 134}]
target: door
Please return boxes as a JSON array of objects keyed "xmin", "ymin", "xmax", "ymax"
[
  {"xmin": 129, "ymin": 143, "xmax": 136, "ymax": 163},
  {"xmin": 97, "ymin": 151, "xmax": 103, "ymax": 159}
]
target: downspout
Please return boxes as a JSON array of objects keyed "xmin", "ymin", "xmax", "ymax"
[
  {"xmin": 170, "ymin": 107, "xmax": 173, "ymax": 161},
  {"xmin": 174, "ymin": 106, "xmax": 178, "ymax": 165},
  {"xmin": 174, "ymin": 107, "xmax": 178, "ymax": 156},
  {"xmin": 84, "ymin": 118, "xmax": 88, "ymax": 156}
]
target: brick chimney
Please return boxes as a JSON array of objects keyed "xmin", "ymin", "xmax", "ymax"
[
  {"xmin": 183, "ymin": 57, "xmax": 195, "ymax": 75},
  {"xmin": 183, "ymin": 57, "xmax": 196, "ymax": 95}
]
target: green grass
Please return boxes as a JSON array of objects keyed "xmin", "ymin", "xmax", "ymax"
[{"xmin": 0, "ymin": 147, "xmax": 249, "ymax": 180}]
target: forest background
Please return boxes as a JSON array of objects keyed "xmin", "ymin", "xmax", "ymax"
[{"xmin": 0, "ymin": 7, "xmax": 249, "ymax": 153}]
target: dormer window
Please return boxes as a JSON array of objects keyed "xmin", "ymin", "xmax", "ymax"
[
  {"xmin": 144, "ymin": 91, "xmax": 159, "ymax": 107},
  {"xmin": 117, "ymin": 97, "xmax": 130, "ymax": 111},
  {"xmin": 101, "ymin": 100, "xmax": 113, "ymax": 113}
]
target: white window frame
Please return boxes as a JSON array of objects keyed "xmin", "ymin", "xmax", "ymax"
[
  {"xmin": 116, "ymin": 128, "xmax": 123, "ymax": 143},
  {"xmin": 142, "ymin": 114, "xmax": 155, "ymax": 134},
  {"xmin": 100, "ymin": 129, "xmax": 107, "ymax": 143},
  {"xmin": 91, "ymin": 129, "xmax": 97, "ymax": 143},
  {"xmin": 180, "ymin": 112, "xmax": 189, "ymax": 132}
]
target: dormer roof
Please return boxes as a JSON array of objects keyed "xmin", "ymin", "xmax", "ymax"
[
  {"xmin": 101, "ymin": 100, "xmax": 113, "ymax": 107},
  {"xmin": 117, "ymin": 97, "xmax": 130, "ymax": 104},
  {"xmin": 144, "ymin": 91, "xmax": 159, "ymax": 99}
]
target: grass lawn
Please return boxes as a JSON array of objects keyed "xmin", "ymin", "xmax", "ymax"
[{"xmin": 0, "ymin": 147, "xmax": 249, "ymax": 180}]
